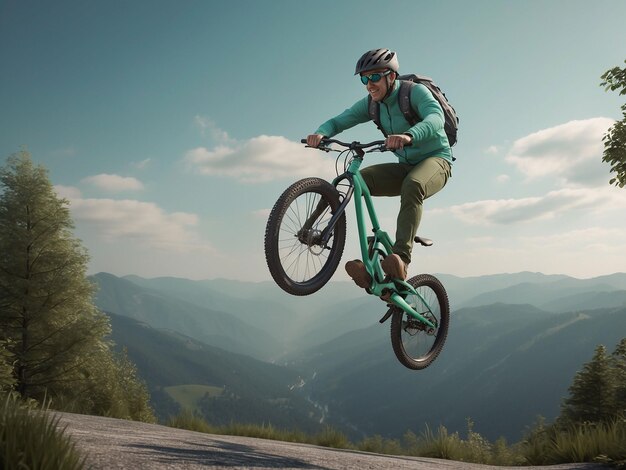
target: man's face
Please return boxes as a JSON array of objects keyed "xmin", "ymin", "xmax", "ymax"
[{"xmin": 361, "ymin": 68, "xmax": 392, "ymax": 102}]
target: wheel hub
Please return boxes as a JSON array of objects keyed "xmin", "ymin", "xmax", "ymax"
[{"xmin": 297, "ymin": 228, "xmax": 322, "ymax": 245}]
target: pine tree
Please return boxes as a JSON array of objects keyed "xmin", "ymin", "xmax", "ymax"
[
  {"xmin": 0, "ymin": 150, "xmax": 111, "ymax": 402},
  {"xmin": 0, "ymin": 150, "xmax": 155, "ymax": 421},
  {"xmin": 559, "ymin": 345, "xmax": 615, "ymax": 425},
  {"xmin": 610, "ymin": 338, "xmax": 626, "ymax": 418}
]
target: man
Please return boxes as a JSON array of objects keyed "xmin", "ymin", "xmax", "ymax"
[{"xmin": 306, "ymin": 48, "xmax": 452, "ymax": 288}]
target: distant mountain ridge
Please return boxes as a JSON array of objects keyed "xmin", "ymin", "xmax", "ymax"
[
  {"xmin": 93, "ymin": 272, "xmax": 286, "ymax": 360},
  {"xmin": 460, "ymin": 278, "xmax": 626, "ymax": 310},
  {"xmin": 90, "ymin": 271, "xmax": 626, "ymax": 442},
  {"xmin": 436, "ymin": 271, "xmax": 626, "ymax": 309}
]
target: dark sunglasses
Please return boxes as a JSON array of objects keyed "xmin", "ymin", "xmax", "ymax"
[{"xmin": 360, "ymin": 69, "xmax": 392, "ymax": 85}]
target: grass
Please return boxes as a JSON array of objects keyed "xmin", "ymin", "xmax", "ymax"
[
  {"xmin": 413, "ymin": 422, "xmax": 525, "ymax": 466},
  {"xmin": 523, "ymin": 418, "xmax": 626, "ymax": 467},
  {"xmin": 168, "ymin": 410, "xmax": 626, "ymax": 467},
  {"xmin": 0, "ymin": 394, "xmax": 86, "ymax": 470}
]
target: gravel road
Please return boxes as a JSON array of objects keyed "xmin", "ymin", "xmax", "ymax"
[{"xmin": 55, "ymin": 412, "xmax": 609, "ymax": 470}]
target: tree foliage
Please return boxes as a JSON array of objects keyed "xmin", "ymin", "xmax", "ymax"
[
  {"xmin": 611, "ymin": 338, "xmax": 626, "ymax": 414},
  {"xmin": 0, "ymin": 340, "xmax": 15, "ymax": 393},
  {"xmin": 0, "ymin": 150, "xmax": 154, "ymax": 421},
  {"xmin": 559, "ymin": 339, "xmax": 626, "ymax": 426},
  {"xmin": 600, "ymin": 60, "xmax": 626, "ymax": 188}
]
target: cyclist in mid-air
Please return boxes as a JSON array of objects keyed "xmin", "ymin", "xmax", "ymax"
[{"xmin": 306, "ymin": 48, "xmax": 453, "ymax": 289}]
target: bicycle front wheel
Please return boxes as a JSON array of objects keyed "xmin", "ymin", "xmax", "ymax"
[
  {"xmin": 264, "ymin": 177, "xmax": 346, "ymax": 296},
  {"xmin": 390, "ymin": 274, "xmax": 450, "ymax": 370}
]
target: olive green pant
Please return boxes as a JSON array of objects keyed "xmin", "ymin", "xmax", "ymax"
[{"xmin": 361, "ymin": 157, "xmax": 451, "ymax": 265}]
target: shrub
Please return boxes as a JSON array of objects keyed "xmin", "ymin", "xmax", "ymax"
[
  {"xmin": 0, "ymin": 394, "xmax": 86, "ymax": 470},
  {"xmin": 522, "ymin": 419, "xmax": 626, "ymax": 467},
  {"xmin": 167, "ymin": 408, "xmax": 215, "ymax": 434},
  {"xmin": 312, "ymin": 425, "xmax": 351, "ymax": 449}
]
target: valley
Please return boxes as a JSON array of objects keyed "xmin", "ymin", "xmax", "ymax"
[{"xmin": 91, "ymin": 271, "xmax": 626, "ymax": 442}]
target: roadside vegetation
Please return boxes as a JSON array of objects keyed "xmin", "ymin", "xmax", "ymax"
[
  {"xmin": 168, "ymin": 411, "xmax": 625, "ymax": 467},
  {"xmin": 0, "ymin": 394, "xmax": 86, "ymax": 470},
  {"xmin": 0, "ymin": 151, "xmax": 155, "ymax": 467}
]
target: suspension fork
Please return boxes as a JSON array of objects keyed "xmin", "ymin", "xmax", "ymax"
[
  {"xmin": 319, "ymin": 174, "xmax": 353, "ymax": 245},
  {"xmin": 298, "ymin": 173, "xmax": 354, "ymax": 246}
]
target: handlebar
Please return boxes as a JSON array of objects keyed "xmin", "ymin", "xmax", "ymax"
[
  {"xmin": 300, "ymin": 137, "xmax": 411, "ymax": 155},
  {"xmin": 300, "ymin": 137, "xmax": 410, "ymax": 154},
  {"xmin": 300, "ymin": 137, "xmax": 386, "ymax": 149}
]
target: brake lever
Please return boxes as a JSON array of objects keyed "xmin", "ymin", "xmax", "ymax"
[
  {"xmin": 302, "ymin": 144, "xmax": 330, "ymax": 153},
  {"xmin": 368, "ymin": 145, "xmax": 390, "ymax": 153}
]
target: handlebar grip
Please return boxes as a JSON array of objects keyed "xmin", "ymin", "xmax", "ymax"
[{"xmin": 300, "ymin": 139, "xmax": 307, "ymax": 144}]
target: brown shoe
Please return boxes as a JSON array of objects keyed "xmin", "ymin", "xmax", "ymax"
[
  {"xmin": 345, "ymin": 260, "xmax": 372, "ymax": 289},
  {"xmin": 381, "ymin": 254, "xmax": 408, "ymax": 280}
]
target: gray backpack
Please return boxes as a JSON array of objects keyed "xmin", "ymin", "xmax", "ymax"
[{"xmin": 368, "ymin": 74, "xmax": 459, "ymax": 147}]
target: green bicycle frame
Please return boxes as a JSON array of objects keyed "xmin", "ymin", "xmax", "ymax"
[{"xmin": 327, "ymin": 155, "xmax": 437, "ymax": 329}]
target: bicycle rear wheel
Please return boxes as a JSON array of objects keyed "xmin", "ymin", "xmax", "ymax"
[
  {"xmin": 390, "ymin": 274, "xmax": 449, "ymax": 370},
  {"xmin": 264, "ymin": 177, "xmax": 346, "ymax": 296}
]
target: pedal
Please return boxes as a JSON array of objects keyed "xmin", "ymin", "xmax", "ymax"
[{"xmin": 414, "ymin": 236, "xmax": 433, "ymax": 246}]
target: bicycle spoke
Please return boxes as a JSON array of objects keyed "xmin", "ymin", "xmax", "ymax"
[
  {"xmin": 397, "ymin": 281, "xmax": 442, "ymax": 363},
  {"xmin": 271, "ymin": 190, "xmax": 336, "ymax": 283},
  {"xmin": 265, "ymin": 177, "xmax": 346, "ymax": 295}
]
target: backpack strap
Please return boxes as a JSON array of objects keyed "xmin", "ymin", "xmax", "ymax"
[
  {"xmin": 398, "ymin": 80, "xmax": 421, "ymax": 127},
  {"xmin": 368, "ymin": 80, "xmax": 422, "ymax": 137},
  {"xmin": 367, "ymin": 95, "xmax": 387, "ymax": 137}
]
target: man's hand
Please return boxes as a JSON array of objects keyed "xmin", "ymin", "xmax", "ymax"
[
  {"xmin": 385, "ymin": 134, "xmax": 412, "ymax": 150},
  {"xmin": 306, "ymin": 134, "xmax": 325, "ymax": 148}
]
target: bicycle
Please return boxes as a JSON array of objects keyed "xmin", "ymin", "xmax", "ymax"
[{"xmin": 264, "ymin": 138, "xmax": 450, "ymax": 370}]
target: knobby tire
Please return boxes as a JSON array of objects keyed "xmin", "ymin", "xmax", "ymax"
[
  {"xmin": 264, "ymin": 177, "xmax": 346, "ymax": 296},
  {"xmin": 390, "ymin": 274, "xmax": 450, "ymax": 370}
]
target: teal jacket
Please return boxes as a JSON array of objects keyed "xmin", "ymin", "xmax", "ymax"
[{"xmin": 315, "ymin": 80, "xmax": 453, "ymax": 165}]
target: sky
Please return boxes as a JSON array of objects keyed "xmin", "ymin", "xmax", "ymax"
[{"xmin": 1, "ymin": 0, "xmax": 626, "ymax": 282}]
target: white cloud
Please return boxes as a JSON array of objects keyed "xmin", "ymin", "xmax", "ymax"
[
  {"xmin": 54, "ymin": 185, "xmax": 82, "ymax": 199},
  {"xmin": 505, "ymin": 117, "xmax": 615, "ymax": 187},
  {"xmin": 82, "ymin": 174, "xmax": 144, "ymax": 192},
  {"xmin": 195, "ymin": 115, "xmax": 236, "ymax": 144},
  {"xmin": 132, "ymin": 158, "xmax": 152, "ymax": 169},
  {"xmin": 435, "ymin": 118, "xmax": 623, "ymax": 227},
  {"xmin": 63, "ymin": 195, "xmax": 213, "ymax": 253},
  {"xmin": 522, "ymin": 226, "xmax": 626, "ymax": 250},
  {"xmin": 185, "ymin": 135, "xmax": 333, "ymax": 183},
  {"xmin": 485, "ymin": 145, "xmax": 500, "ymax": 155},
  {"xmin": 252, "ymin": 208, "xmax": 271, "ymax": 219},
  {"xmin": 496, "ymin": 174, "xmax": 510, "ymax": 184},
  {"xmin": 441, "ymin": 186, "xmax": 626, "ymax": 226}
]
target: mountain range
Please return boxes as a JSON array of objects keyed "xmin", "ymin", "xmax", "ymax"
[{"xmin": 90, "ymin": 271, "xmax": 626, "ymax": 442}]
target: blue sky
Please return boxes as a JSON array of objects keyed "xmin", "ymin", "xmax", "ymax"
[{"xmin": 1, "ymin": 0, "xmax": 625, "ymax": 281}]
